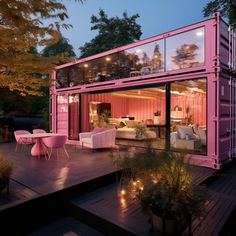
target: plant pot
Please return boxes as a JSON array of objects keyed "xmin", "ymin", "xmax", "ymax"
[
  {"xmin": 0, "ymin": 177, "xmax": 10, "ymax": 194},
  {"xmin": 149, "ymin": 210, "xmax": 189, "ymax": 236},
  {"xmin": 154, "ymin": 116, "xmax": 161, "ymax": 125}
]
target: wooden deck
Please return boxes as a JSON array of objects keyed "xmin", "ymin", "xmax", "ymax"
[
  {"xmin": 0, "ymin": 141, "xmax": 120, "ymax": 235},
  {"xmin": 0, "ymin": 142, "xmax": 118, "ymax": 210},
  {"xmin": 69, "ymin": 162, "xmax": 236, "ymax": 236},
  {"xmin": 1, "ymin": 141, "xmax": 234, "ymax": 236},
  {"xmin": 69, "ymin": 166, "xmax": 215, "ymax": 236}
]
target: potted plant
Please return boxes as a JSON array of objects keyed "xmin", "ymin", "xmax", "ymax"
[
  {"xmin": 137, "ymin": 152, "xmax": 208, "ymax": 235},
  {"xmin": 154, "ymin": 111, "xmax": 161, "ymax": 124},
  {"xmin": 113, "ymin": 150, "xmax": 209, "ymax": 235},
  {"xmin": 98, "ymin": 110, "xmax": 110, "ymax": 127},
  {"xmin": 0, "ymin": 151, "xmax": 14, "ymax": 194}
]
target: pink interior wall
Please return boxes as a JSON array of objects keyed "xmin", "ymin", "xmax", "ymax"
[
  {"xmin": 127, "ymin": 97, "xmax": 166, "ymax": 123},
  {"xmin": 81, "ymin": 91, "xmax": 206, "ymax": 131},
  {"xmin": 81, "ymin": 93, "xmax": 128, "ymax": 131},
  {"xmin": 171, "ymin": 93, "xmax": 206, "ymax": 125}
]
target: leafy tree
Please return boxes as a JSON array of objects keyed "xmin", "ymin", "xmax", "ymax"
[
  {"xmin": 0, "ymin": 0, "xmax": 80, "ymax": 96},
  {"xmin": 203, "ymin": 0, "xmax": 236, "ymax": 28},
  {"xmin": 42, "ymin": 37, "xmax": 76, "ymax": 65},
  {"xmin": 79, "ymin": 9, "xmax": 142, "ymax": 58}
]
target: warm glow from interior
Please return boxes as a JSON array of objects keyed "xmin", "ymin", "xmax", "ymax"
[
  {"xmin": 84, "ymin": 64, "xmax": 89, "ymax": 68},
  {"xmin": 105, "ymin": 57, "xmax": 111, "ymax": 61}
]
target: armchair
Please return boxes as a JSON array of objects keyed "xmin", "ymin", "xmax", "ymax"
[{"xmin": 79, "ymin": 128, "xmax": 116, "ymax": 149}]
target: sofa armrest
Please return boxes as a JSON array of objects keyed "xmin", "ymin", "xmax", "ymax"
[{"xmin": 79, "ymin": 132, "xmax": 92, "ymax": 140}]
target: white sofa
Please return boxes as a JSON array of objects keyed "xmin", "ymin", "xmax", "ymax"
[
  {"xmin": 79, "ymin": 128, "xmax": 116, "ymax": 149},
  {"xmin": 171, "ymin": 125, "xmax": 206, "ymax": 150},
  {"xmin": 116, "ymin": 127, "xmax": 156, "ymax": 140},
  {"xmin": 109, "ymin": 118, "xmax": 157, "ymax": 140}
]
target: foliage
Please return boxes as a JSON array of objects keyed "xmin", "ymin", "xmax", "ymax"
[
  {"xmin": 154, "ymin": 111, "xmax": 161, "ymax": 116},
  {"xmin": 42, "ymin": 37, "xmax": 76, "ymax": 65},
  {"xmin": 113, "ymin": 150, "xmax": 209, "ymax": 223},
  {"xmin": 79, "ymin": 9, "xmax": 142, "ymax": 58},
  {"xmin": 0, "ymin": 151, "xmax": 14, "ymax": 179},
  {"xmin": 0, "ymin": 0, "xmax": 82, "ymax": 96},
  {"xmin": 203, "ymin": 0, "xmax": 236, "ymax": 29},
  {"xmin": 0, "ymin": 88, "xmax": 48, "ymax": 116},
  {"xmin": 98, "ymin": 109, "xmax": 111, "ymax": 127},
  {"xmin": 136, "ymin": 153, "xmax": 208, "ymax": 222}
]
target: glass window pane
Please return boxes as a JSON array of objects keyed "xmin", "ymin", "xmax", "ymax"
[
  {"xmin": 123, "ymin": 40, "xmax": 165, "ymax": 78},
  {"xmin": 170, "ymin": 79, "xmax": 207, "ymax": 155},
  {"xmin": 81, "ymin": 85, "xmax": 166, "ymax": 149},
  {"xmin": 68, "ymin": 94, "xmax": 79, "ymax": 140},
  {"xmin": 166, "ymin": 27, "xmax": 205, "ymax": 71}
]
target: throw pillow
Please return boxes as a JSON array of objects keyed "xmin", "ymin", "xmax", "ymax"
[
  {"xmin": 198, "ymin": 126, "xmax": 206, "ymax": 145},
  {"xmin": 176, "ymin": 125, "xmax": 195, "ymax": 140},
  {"xmin": 118, "ymin": 121, "xmax": 126, "ymax": 128},
  {"xmin": 192, "ymin": 124, "xmax": 199, "ymax": 136}
]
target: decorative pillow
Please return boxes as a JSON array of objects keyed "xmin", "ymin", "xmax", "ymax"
[
  {"xmin": 125, "ymin": 120, "xmax": 137, "ymax": 128},
  {"xmin": 176, "ymin": 125, "xmax": 195, "ymax": 140},
  {"xmin": 92, "ymin": 127, "xmax": 106, "ymax": 134},
  {"xmin": 192, "ymin": 124, "xmax": 199, "ymax": 136},
  {"xmin": 118, "ymin": 121, "xmax": 126, "ymax": 128},
  {"xmin": 198, "ymin": 126, "xmax": 206, "ymax": 145}
]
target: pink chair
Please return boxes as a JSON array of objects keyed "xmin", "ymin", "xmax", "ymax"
[
  {"xmin": 33, "ymin": 129, "xmax": 47, "ymax": 134},
  {"xmin": 42, "ymin": 135, "xmax": 69, "ymax": 160},
  {"xmin": 14, "ymin": 130, "xmax": 33, "ymax": 152}
]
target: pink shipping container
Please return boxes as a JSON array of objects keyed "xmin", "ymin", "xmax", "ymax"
[{"xmin": 50, "ymin": 13, "xmax": 236, "ymax": 169}]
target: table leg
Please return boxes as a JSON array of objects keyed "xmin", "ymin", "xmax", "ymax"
[{"xmin": 31, "ymin": 138, "xmax": 47, "ymax": 158}]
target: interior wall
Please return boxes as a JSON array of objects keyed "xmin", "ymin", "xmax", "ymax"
[
  {"xmin": 81, "ymin": 93, "xmax": 128, "ymax": 131},
  {"xmin": 171, "ymin": 93, "xmax": 206, "ymax": 125},
  {"xmin": 127, "ymin": 97, "xmax": 166, "ymax": 123}
]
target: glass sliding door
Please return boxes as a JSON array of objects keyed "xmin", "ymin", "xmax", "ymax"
[
  {"xmin": 81, "ymin": 84, "xmax": 166, "ymax": 149},
  {"xmin": 68, "ymin": 94, "xmax": 80, "ymax": 140},
  {"xmin": 170, "ymin": 79, "xmax": 207, "ymax": 154}
]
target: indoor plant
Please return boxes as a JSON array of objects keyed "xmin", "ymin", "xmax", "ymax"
[
  {"xmin": 0, "ymin": 151, "xmax": 14, "ymax": 194},
  {"xmin": 98, "ymin": 109, "xmax": 110, "ymax": 127},
  {"xmin": 154, "ymin": 111, "xmax": 161, "ymax": 124}
]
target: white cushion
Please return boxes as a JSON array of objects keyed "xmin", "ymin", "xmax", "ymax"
[
  {"xmin": 192, "ymin": 124, "xmax": 199, "ymax": 136},
  {"xmin": 198, "ymin": 126, "xmax": 206, "ymax": 145},
  {"xmin": 176, "ymin": 125, "xmax": 195, "ymax": 140}
]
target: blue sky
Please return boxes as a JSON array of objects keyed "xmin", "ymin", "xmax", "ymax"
[{"xmin": 61, "ymin": 0, "xmax": 210, "ymax": 56}]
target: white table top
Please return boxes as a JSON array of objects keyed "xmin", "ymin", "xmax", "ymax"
[{"xmin": 17, "ymin": 133, "xmax": 65, "ymax": 138}]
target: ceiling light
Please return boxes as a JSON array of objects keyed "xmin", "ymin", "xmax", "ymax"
[
  {"xmin": 84, "ymin": 64, "xmax": 88, "ymax": 68},
  {"xmin": 105, "ymin": 57, "xmax": 111, "ymax": 61}
]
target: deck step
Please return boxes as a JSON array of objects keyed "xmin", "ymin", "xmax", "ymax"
[
  {"xmin": 28, "ymin": 216, "xmax": 104, "ymax": 236},
  {"xmin": 69, "ymin": 184, "xmax": 157, "ymax": 236}
]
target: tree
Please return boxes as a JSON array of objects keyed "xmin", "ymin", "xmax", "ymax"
[
  {"xmin": 0, "ymin": 0, "xmax": 80, "ymax": 96},
  {"xmin": 79, "ymin": 9, "xmax": 142, "ymax": 58},
  {"xmin": 42, "ymin": 37, "xmax": 76, "ymax": 65},
  {"xmin": 203, "ymin": 0, "xmax": 236, "ymax": 29}
]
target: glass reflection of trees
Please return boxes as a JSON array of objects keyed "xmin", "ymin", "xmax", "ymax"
[
  {"xmin": 166, "ymin": 27, "xmax": 204, "ymax": 71},
  {"xmin": 172, "ymin": 43, "xmax": 200, "ymax": 69},
  {"xmin": 56, "ymin": 27, "xmax": 204, "ymax": 88}
]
